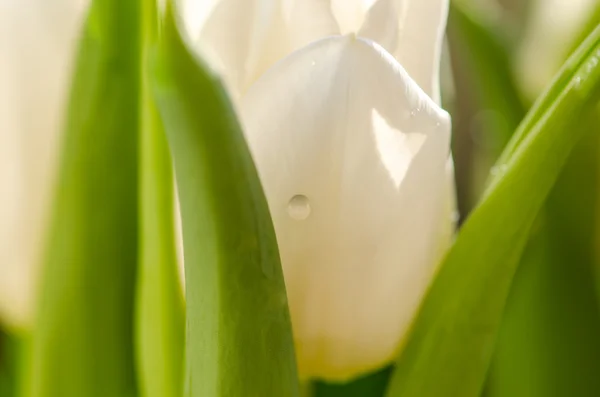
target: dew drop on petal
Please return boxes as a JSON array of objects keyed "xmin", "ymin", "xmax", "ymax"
[{"xmin": 287, "ymin": 195, "xmax": 311, "ymax": 220}]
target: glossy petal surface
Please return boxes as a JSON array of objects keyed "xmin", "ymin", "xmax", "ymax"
[
  {"xmin": 196, "ymin": 0, "xmax": 339, "ymax": 98},
  {"xmin": 240, "ymin": 35, "xmax": 451, "ymax": 380},
  {"xmin": 359, "ymin": 0, "xmax": 449, "ymax": 102}
]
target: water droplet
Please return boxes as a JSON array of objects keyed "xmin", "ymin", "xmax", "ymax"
[
  {"xmin": 573, "ymin": 76, "xmax": 582, "ymax": 88},
  {"xmin": 287, "ymin": 195, "xmax": 311, "ymax": 220}
]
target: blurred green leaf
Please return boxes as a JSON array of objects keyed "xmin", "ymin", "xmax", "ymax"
[
  {"xmin": 313, "ymin": 366, "xmax": 392, "ymax": 397},
  {"xmin": 135, "ymin": 0, "xmax": 185, "ymax": 396},
  {"xmin": 0, "ymin": 329, "xmax": 15, "ymax": 397},
  {"xmin": 386, "ymin": 24, "xmax": 600, "ymax": 397},
  {"xmin": 485, "ymin": 9, "xmax": 600, "ymax": 393},
  {"xmin": 151, "ymin": 3, "xmax": 299, "ymax": 396},
  {"xmin": 570, "ymin": 8, "xmax": 600, "ymax": 56},
  {"xmin": 30, "ymin": 1, "xmax": 140, "ymax": 396},
  {"xmin": 447, "ymin": 3, "xmax": 526, "ymax": 212},
  {"xmin": 486, "ymin": 116, "xmax": 600, "ymax": 397},
  {"xmin": 0, "ymin": 333, "xmax": 30, "ymax": 397},
  {"xmin": 449, "ymin": 3, "xmax": 525, "ymax": 149},
  {"xmin": 497, "ymin": 25, "xmax": 600, "ymax": 166}
]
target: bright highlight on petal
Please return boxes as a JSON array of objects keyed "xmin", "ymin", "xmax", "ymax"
[
  {"xmin": 372, "ymin": 109, "xmax": 427, "ymax": 188},
  {"xmin": 240, "ymin": 34, "xmax": 451, "ymax": 380},
  {"xmin": 331, "ymin": 0, "xmax": 377, "ymax": 34}
]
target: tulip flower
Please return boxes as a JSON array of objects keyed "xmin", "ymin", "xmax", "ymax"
[
  {"xmin": 190, "ymin": 0, "xmax": 455, "ymax": 381},
  {"xmin": 0, "ymin": 0, "xmax": 86, "ymax": 330},
  {"xmin": 0, "ymin": 0, "xmax": 454, "ymax": 383}
]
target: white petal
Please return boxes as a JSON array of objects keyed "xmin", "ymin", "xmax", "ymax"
[
  {"xmin": 359, "ymin": 0, "xmax": 449, "ymax": 103},
  {"xmin": 357, "ymin": 0, "xmax": 402, "ymax": 55},
  {"xmin": 331, "ymin": 0, "xmax": 377, "ymax": 34},
  {"xmin": 180, "ymin": 0, "xmax": 220, "ymax": 39},
  {"xmin": 240, "ymin": 35, "xmax": 451, "ymax": 380},
  {"xmin": 196, "ymin": 0, "xmax": 339, "ymax": 98},
  {"xmin": 0, "ymin": 0, "xmax": 87, "ymax": 329}
]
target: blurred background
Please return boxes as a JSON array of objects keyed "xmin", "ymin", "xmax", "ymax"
[{"xmin": 3, "ymin": 0, "xmax": 600, "ymax": 396}]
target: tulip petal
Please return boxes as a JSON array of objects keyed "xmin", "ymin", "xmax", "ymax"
[
  {"xmin": 331, "ymin": 0, "xmax": 377, "ymax": 34},
  {"xmin": 241, "ymin": 35, "xmax": 451, "ymax": 380},
  {"xmin": 179, "ymin": 0, "xmax": 220, "ymax": 39},
  {"xmin": 359, "ymin": 0, "xmax": 449, "ymax": 103},
  {"xmin": 197, "ymin": 0, "xmax": 339, "ymax": 98},
  {"xmin": 0, "ymin": 0, "xmax": 86, "ymax": 329}
]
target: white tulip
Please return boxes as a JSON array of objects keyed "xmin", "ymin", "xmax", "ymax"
[
  {"xmin": 189, "ymin": 0, "xmax": 454, "ymax": 381},
  {"xmin": 0, "ymin": 0, "xmax": 86, "ymax": 330},
  {"xmin": 0, "ymin": 0, "xmax": 455, "ymax": 381}
]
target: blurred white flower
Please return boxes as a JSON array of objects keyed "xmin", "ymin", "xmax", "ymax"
[
  {"xmin": 189, "ymin": 0, "xmax": 454, "ymax": 380},
  {"xmin": 518, "ymin": 0, "xmax": 599, "ymax": 99},
  {"xmin": 0, "ymin": 0, "xmax": 86, "ymax": 330}
]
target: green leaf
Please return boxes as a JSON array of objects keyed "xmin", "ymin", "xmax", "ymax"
[
  {"xmin": 29, "ymin": 1, "xmax": 140, "ymax": 396},
  {"xmin": 483, "ymin": 11, "xmax": 600, "ymax": 396},
  {"xmin": 0, "ymin": 333, "xmax": 30, "ymax": 397},
  {"xmin": 313, "ymin": 366, "xmax": 392, "ymax": 397},
  {"xmin": 0, "ymin": 329, "xmax": 16, "ymax": 397},
  {"xmin": 151, "ymin": 3, "xmax": 299, "ymax": 397},
  {"xmin": 386, "ymin": 24, "xmax": 600, "ymax": 397},
  {"xmin": 486, "ymin": 136, "xmax": 600, "ymax": 397},
  {"xmin": 485, "ymin": 109, "xmax": 600, "ymax": 397},
  {"xmin": 135, "ymin": 0, "xmax": 185, "ymax": 396}
]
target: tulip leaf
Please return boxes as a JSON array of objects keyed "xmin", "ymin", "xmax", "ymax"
[
  {"xmin": 0, "ymin": 334, "xmax": 29, "ymax": 397},
  {"xmin": 313, "ymin": 366, "xmax": 392, "ymax": 397},
  {"xmin": 135, "ymin": 0, "xmax": 185, "ymax": 396},
  {"xmin": 0, "ymin": 330, "xmax": 16, "ymax": 397},
  {"xmin": 151, "ymin": 3, "xmax": 299, "ymax": 397},
  {"xmin": 485, "ymin": 11, "xmax": 600, "ymax": 394},
  {"xmin": 485, "ymin": 114, "xmax": 600, "ymax": 397},
  {"xmin": 448, "ymin": 2, "xmax": 600, "ymax": 395},
  {"xmin": 30, "ymin": 1, "xmax": 140, "ymax": 396},
  {"xmin": 386, "ymin": 24, "xmax": 600, "ymax": 397}
]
